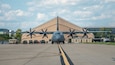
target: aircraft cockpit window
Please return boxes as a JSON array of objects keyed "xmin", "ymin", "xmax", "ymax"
[
  {"xmin": 57, "ymin": 33, "xmax": 60, "ymax": 34},
  {"xmin": 54, "ymin": 32, "xmax": 63, "ymax": 35}
]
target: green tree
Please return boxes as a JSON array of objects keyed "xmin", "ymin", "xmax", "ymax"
[
  {"xmin": 99, "ymin": 28, "xmax": 112, "ymax": 38},
  {"xmin": 0, "ymin": 34, "xmax": 9, "ymax": 41},
  {"xmin": 100, "ymin": 27, "xmax": 106, "ymax": 37},
  {"xmin": 93, "ymin": 28, "xmax": 112, "ymax": 38},
  {"xmin": 15, "ymin": 29, "xmax": 22, "ymax": 43},
  {"xmin": 94, "ymin": 32, "xmax": 101, "ymax": 38}
]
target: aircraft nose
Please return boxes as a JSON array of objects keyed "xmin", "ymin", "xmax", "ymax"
[{"xmin": 56, "ymin": 35, "xmax": 61, "ymax": 40}]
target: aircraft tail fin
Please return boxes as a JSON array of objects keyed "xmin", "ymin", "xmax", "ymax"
[{"xmin": 57, "ymin": 16, "xmax": 59, "ymax": 31}]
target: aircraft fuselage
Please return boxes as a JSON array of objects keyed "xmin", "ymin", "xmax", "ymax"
[{"xmin": 51, "ymin": 31, "xmax": 65, "ymax": 44}]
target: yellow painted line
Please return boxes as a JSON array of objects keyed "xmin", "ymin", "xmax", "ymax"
[{"xmin": 58, "ymin": 45, "xmax": 70, "ymax": 65}]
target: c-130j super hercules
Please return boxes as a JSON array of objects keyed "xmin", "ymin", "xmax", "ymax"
[{"xmin": 12, "ymin": 16, "xmax": 111, "ymax": 44}]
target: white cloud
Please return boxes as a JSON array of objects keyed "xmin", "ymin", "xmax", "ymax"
[
  {"xmin": 60, "ymin": 9, "xmax": 70, "ymax": 14},
  {"xmin": 27, "ymin": 0, "xmax": 81, "ymax": 11},
  {"xmin": 104, "ymin": 0, "xmax": 115, "ymax": 3},
  {"xmin": 0, "ymin": 22, "xmax": 5, "ymax": 26},
  {"xmin": 83, "ymin": 5, "xmax": 103, "ymax": 11},
  {"xmin": 28, "ymin": 7, "xmax": 35, "ymax": 12},
  {"xmin": 20, "ymin": 21, "xmax": 42, "ymax": 31},
  {"xmin": 21, "ymin": 22, "xmax": 34, "ymax": 29},
  {"xmin": 0, "ymin": 10, "xmax": 2, "ymax": 13},
  {"xmin": 1, "ymin": 4, "xmax": 11, "ymax": 9},
  {"xmin": 29, "ymin": 0, "xmax": 80, "ymax": 6},
  {"xmin": 73, "ymin": 11, "xmax": 92, "ymax": 17},
  {"xmin": 37, "ymin": 13, "xmax": 46, "ymax": 20},
  {"xmin": 4, "ymin": 11, "xmax": 15, "ymax": 20},
  {"xmin": 74, "ymin": 21, "xmax": 94, "ymax": 27},
  {"xmin": 27, "ymin": 1, "xmax": 35, "ymax": 6},
  {"xmin": 108, "ymin": 21, "xmax": 115, "ymax": 27},
  {"xmin": 49, "ymin": 9, "xmax": 71, "ymax": 17},
  {"xmin": 0, "ymin": 9, "xmax": 33, "ymax": 21},
  {"xmin": 15, "ymin": 10, "xmax": 24, "ymax": 16},
  {"xmin": 40, "ymin": 0, "xmax": 79, "ymax": 5},
  {"xmin": 0, "ymin": 0, "xmax": 115, "ymax": 30},
  {"xmin": 91, "ymin": 14, "xmax": 111, "ymax": 20},
  {"xmin": 111, "ymin": 11, "xmax": 115, "ymax": 14},
  {"xmin": 74, "ymin": 18, "xmax": 90, "ymax": 21},
  {"xmin": 15, "ymin": 9, "xmax": 32, "ymax": 17}
]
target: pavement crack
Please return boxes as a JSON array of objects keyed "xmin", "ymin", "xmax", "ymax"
[
  {"xmin": 23, "ymin": 45, "xmax": 52, "ymax": 65},
  {"xmin": 112, "ymin": 57, "xmax": 115, "ymax": 61}
]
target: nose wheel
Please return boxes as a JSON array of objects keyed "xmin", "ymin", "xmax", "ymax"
[
  {"xmin": 51, "ymin": 41, "xmax": 65, "ymax": 44},
  {"xmin": 63, "ymin": 41, "xmax": 65, "ymax": 44},
  {"xmin": 52, "ymin": 41, "xmax": 54, "ymax": 44}
]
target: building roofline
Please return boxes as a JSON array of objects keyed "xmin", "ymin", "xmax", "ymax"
[{"xmin": 83, "ymin": 27, "xmax": 115, "ymax": 28}]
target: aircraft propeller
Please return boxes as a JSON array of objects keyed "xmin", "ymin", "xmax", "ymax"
[
  {"xmin": 82, "ymin": 28, "xmax": 88, "ymax": 38},
  {"xmin": 41, "ymin": 29, "xmax": 48, "ymax": 38},
  {"xmin": 68, "ymin": 29, "xmax": 75, "ymax": 38},
  {"xmin": 26, "ymin": 28, "xmax": 36, "ymax": 38}
]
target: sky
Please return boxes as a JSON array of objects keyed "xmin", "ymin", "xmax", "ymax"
[{"xmin": 0, "ymin": 0, "xmax": 115, "ymax": 31}]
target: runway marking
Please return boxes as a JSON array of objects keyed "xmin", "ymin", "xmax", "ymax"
[{"xmin": 58, "ymin": 44, "xmax": 74, "ymax": 65}]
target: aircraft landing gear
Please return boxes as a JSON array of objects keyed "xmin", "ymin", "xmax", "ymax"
[
  {"xmin": 52, "ymin": 41, "xmax": 54, "ymax": 44},
  {"xmin": 51, "ymin": 41, "xmax": 65, "ymax": 44},
  {"xmin": 57, "ymin": 41, "xmax": 60, "ymax": 44},
  {"xmin": 62, "ymin": 41, "xmax": 65, "ymax": 44}
]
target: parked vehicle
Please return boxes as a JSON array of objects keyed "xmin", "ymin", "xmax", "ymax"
[
  {"xmin": 102, "ymin": 38, "xmax": 111, "ymax": 42},
  {"xmin": 9, "ymin": 39, "xmax": 18, "ymax": 44}
]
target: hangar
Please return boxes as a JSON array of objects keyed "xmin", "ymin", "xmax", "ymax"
[{"xmin": 21, "ymin": 17, "xmax": 94, "ymax": 44}]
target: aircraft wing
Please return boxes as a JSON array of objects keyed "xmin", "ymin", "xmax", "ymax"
[
  {"xmin": 34, "ymin": 32, "xmax": 54, "ymax": 34},
  {"xmin": 62, "ymin": 31, "xmax": 83, "ymax": 34},
  {"xmin": 87, "ymin": 31, "xmax": 111, "ymax": 33},
  {"xmin": 21, "ymin": 30, "xmax": 54, "ymax": 38},
  {"xmin": 62, "ymin": 31, "xmax": 111, "ymax": 34}
]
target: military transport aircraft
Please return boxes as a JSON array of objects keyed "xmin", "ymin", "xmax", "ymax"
[{"xmin": 23, "ymin": 16, "xmax": 111, "ymax": 44}]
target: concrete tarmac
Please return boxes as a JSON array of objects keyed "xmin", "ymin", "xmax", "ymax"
[{"xmin": 0, "ymin": 43, "xmax": 115, "ymax": 65}]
